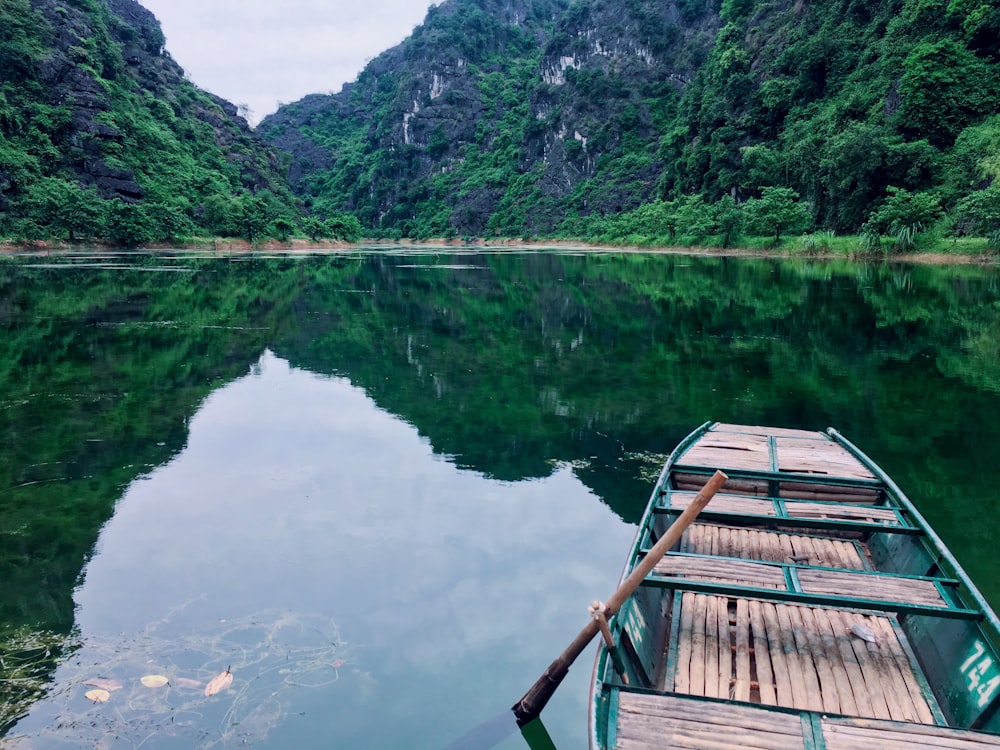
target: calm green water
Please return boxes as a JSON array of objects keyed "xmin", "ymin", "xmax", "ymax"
[{"xmin": 1, "ymin": 250, "xmax": 999, "ymax": 748}]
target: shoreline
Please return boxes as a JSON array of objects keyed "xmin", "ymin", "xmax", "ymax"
[{"xmin": 1, "ymin": 237, "xmax": 996, "ymax": 266}]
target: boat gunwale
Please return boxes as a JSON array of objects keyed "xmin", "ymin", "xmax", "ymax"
[{"xmin": 588, "ymin": 420, "xmax": 715, "ymax": 748}]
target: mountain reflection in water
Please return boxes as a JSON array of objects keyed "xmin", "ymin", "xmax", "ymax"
[{"xmin": 1, "ymin": 250, "xmax": 998, "ymax": 748}]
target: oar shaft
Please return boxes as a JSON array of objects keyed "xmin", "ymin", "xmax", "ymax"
[{"xmin": 512, "ymin": 470, "xmax": 728, "ymax": 724}]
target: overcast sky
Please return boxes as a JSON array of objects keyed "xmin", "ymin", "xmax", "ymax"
[{"xmin": 140, "ymin": 0, "xmax": 436, "ymax": 124}]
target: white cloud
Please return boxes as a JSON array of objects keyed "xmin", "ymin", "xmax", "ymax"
[{"xmin": 139, "ymin": 0, "xmax": 435, "ymax": 123}]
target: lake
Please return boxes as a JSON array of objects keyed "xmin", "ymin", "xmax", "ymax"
[{"xmin": 1, "ymin": 249, "xmax": 999, "ymax": 749}]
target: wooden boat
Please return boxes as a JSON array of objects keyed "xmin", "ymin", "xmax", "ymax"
[{"xmin": 592, "ymin": 422, "xmax": 1000, "ymax": 749}]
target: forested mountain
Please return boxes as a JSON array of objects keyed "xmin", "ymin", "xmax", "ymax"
[
  {"xmin": 0, "ymin": 0, "xmax": 300, "ymax": 245},
  {"xmin": 259, "ymin": 0, "xmax": 1000, "ymax": 243},
  {"xmin": 2, "ymin": 0, "xmax": 997, "ymax": 246}
]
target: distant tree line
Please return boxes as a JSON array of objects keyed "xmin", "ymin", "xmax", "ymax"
[{"xmin": 5, "ymin": 176, "xmax": 361, "ymax": 247}]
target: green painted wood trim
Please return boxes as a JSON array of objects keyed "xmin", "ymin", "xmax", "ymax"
[
  {"xmin": 802, "ymin": 711, "xmax": 827, "ymax": 750},
  {"xmin": 769, "ymin": 435, "xmax": 780, "ymax": 473},
  {"xmin": 852, "ymin": 539, "xmax": 875, "ymax": 572},
  {"xmin": 936, "ymin": 580, "xmax": 963, "ymax": 607},
  {"xmin": 888, "ymin": 617, "xmax": 949, "ymax": 725},
  {"xmin": 773, "ymin": 496, "xmax": 789, "ymax": 518},
  {"xmin": 662, "ymin": 594, "xmax": 683, "ymax": 693},
  {"xmin": 786, "ymin": 566, "xmax": 802, "ymax": 594},
  {"xmin": 660, "ymin": 422, "xmax": 716, "ymax": 487},
  {"xmin": 605, "ymin": 687, "xmax": 619, "ymax": 750},
  {"xmin": 828, "ymin": 429, "xmax": 1000, "ymax": 637},
  {"xmin": 594, "ymin": 632, "xmax": 611, "ymax": 687},
  {"xmin": 641, "ymin": 576, "xmax": 983, "ymax": 620}
]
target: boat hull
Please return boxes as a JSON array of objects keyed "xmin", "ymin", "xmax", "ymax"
[{"xmin": 591, "ymin": 422, "xmax": 1000, "ymax": 749}]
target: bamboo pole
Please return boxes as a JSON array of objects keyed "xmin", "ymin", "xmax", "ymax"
[{"xmin": 511, "ymin": 469, "xmax": 728, "ymax": 725}]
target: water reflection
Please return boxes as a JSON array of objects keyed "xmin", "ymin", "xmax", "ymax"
[{"xmin": 1, "ymin": 251, "xmax": 999, "ymax": 747}]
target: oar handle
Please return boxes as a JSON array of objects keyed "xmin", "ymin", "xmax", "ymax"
[{"xmin": 512, "ymin": 470, "xmax": 728, "ymax": 725}]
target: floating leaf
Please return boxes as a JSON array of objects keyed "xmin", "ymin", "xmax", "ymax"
[
  {"xmin": 140, "ymin": 674, "xmax": 169, "ymax": 688},
  {"xmin": 850, "ymin": 621, "xmax": 878, "ymax": 644},
  {"xmin": 83, "ymin": 677, "xmax": 123, "ymax": 692},
  {"xmin": 173, "ymin": 677, "xmax": 202, "ymax": 689},
  {"xmin": 204, "ymin": 666, "xmax": 233, "ymax": 696},
  {"xmin": 84, "ymin": 688, "xmax": 111, "ymax": 703}
]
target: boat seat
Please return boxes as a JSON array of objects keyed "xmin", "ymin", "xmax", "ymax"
[
  {"xmin": 612, "ymin": 691, "xmax": 1000, "ymax": 749},
  {"xmin": 661, "ymin": 490, "xmax": 916, "ymax": 534},
  {"xmin": 646, "ymin": 547, "xmax": 971, "ymax": 618},
  {"xmin": 822, "ymin": 715, "xmax": 1000, "ymax": 748},
  {"xmin": 615, "ymin": 691, "xmax": 806, "ymax": 749}
]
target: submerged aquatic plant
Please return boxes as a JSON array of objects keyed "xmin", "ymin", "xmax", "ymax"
[
  {"xmin": 0, "ymin": 626, "xmax": 80, "ymax": 735},
  {"xmin": 0, "ymin": 609, "xmax": 357, "ymax": 748}
]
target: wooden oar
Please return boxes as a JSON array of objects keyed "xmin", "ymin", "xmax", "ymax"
[{"xmin": 511, "ymin": 469, "xmax": 728, "ymax": 726}]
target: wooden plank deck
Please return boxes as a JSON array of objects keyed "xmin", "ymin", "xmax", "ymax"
[
  {"xmin": 774, "ymin": 436, "xmax": 876, "ymax": 480},
  {"xmin": 679, "ymin": 431, "xmax": 774, "ymax": 473},
  {"xmin": 616, "ymin": 692, "xmax": 805, "ymax": 749},
  {"xmin": 667, "ymin": 594, "xmax": 936, "ymax": 722},
  {"xmin": 674, "ymin": 424, "xmax": 880, "ymax": 501},
  {"xmin": 822, "ymin": 716, "xmax": 1000, "ymax": 748},
  {"xmin": 614, "ymin": 693, "xmax": 1000, "ymax": 749}
]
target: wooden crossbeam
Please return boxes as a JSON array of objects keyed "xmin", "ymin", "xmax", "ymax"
[{"xmin": 641, "ymin": 576, "xmax": 980, "ymax": 620}]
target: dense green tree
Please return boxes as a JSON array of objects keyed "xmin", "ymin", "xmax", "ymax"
[
  {"xmin": 898, "ymin": 40, "xmax": 1000, "ymax": 146},
  {"xmin": 741, "ymin": 187, "xmax": 812, "ymax": 242},
  {"xmin": 146, "ymin": 200, "xmax": 193, "ymax": 242},
  {"xmin": 675, "ymin": 195, "xmax": 717, "ymax": 239},
  {"xmin": 106, "ymin": 200, "xmax": 154, "ymax": 248},
  {"xmin": 271, "ymin": 217, "xmax": 296, "ymax": 242},
  {"xmin": 19, "ymin": 177, "xmax": 106, "ymax": 242},
  {"xmin": 325, "ymin": 212, "xmax": 363, "ymax": 242},
  {"xmin": 238, "ymin": 195, "xmax": 271, "ymax": 243},
  {"xmin": 863, "ymin": 187, "xmax": 944, "ymax": 251},
  {"xmin": 202, "ymin": 194, "xmax": 239, "ymax": 237},
  {"xmin": 946, "ymin": 0, "xmax": 1000, "ymax": 58},
  {"xmin": 301, "ymin": 216, "xmax": 329, "ymax": 241},
  {"xmin": 714, "ymin": 195, "xmax": 742, "ymax": 247},
  {"xmin": 953, "ymin": 186, "xmax": 1000, "ymax": 236},
  {"xmin": 865, "ymin": 187, "xmax": 944, "ymax": 233}
]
